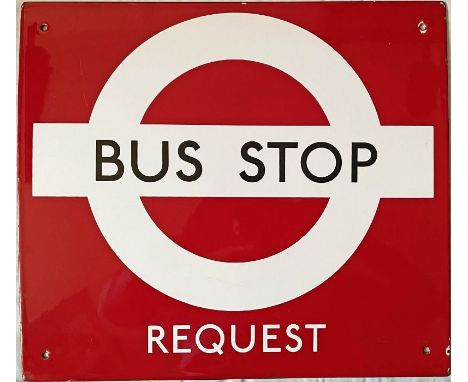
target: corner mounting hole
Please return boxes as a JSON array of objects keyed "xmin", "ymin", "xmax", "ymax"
[
  {"xmin": 39, "ymin": 23, "xmax": 49, "ymax": 33},
  {"xmin": 41, "ymin": 350, "xmax": 50, "ymax": 360},
  {"xmin": 418, "ymin": 21, "xmax": 427, "ymax": 34}
]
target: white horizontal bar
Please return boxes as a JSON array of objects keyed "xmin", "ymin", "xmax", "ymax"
[{"xmin": 33, "ymin": 123, "xmax": 433, "ymax": 199}]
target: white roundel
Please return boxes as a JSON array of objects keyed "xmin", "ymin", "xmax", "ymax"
[{"xmin": 86, "ymin": 13, "xmax": 379, "ymax": 311}]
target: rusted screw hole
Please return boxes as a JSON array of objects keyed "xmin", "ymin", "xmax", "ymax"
[
  {"xmin": 446, "ymin": 345, "xmax": 451, "ymax": 356},
  {"xmin": 41, "ymin": 350, "xmax": 50, "ymax": 360},
  {"xmin": 418, "ymin": 21, "xmax": 427, "ymax": 34},
  {"xmin": 423, "ymin": 346, "xmax": 431, "ymax": 355},
  {"xmin": 39, "ymin": 23, "xmax": 49, "ymax": 33}
]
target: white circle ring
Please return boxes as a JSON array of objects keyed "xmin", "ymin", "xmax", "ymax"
[{"xmin": 88, "ymin": 13, "xmax": 381, "ymax": 311}]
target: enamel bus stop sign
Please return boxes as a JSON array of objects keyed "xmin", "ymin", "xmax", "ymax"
[{"xmin": 18, "ymin": 2, "xmax": 450, "ymax": 381}]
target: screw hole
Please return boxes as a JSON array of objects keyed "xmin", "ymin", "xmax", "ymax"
[
  {"xmin": 418, "ymin": 21, "xmax": 427, "ymax": 34},
  {"xmin": 423, "ymin": 346, "xmax": 431, "ymax": 355},
  {"xmin": 39, "ymin": 23, "xmax": 49, "ymax": 33},
  {"xmin": 41, "ymin": 350, "xmax": 50, "ymax": 360},
  {"xmin": 446, "ymin": 345, "xmax": 451, "ymax": 356}
]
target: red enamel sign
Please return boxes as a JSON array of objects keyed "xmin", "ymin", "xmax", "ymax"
[{"xmin": 18, "ymin": 1, "xmax": 450, "ymax": 380}]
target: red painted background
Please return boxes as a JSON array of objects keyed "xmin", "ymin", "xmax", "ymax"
[{"xmin": 18, "ymin": 2, "xmax": 450, "ymax": 380}]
